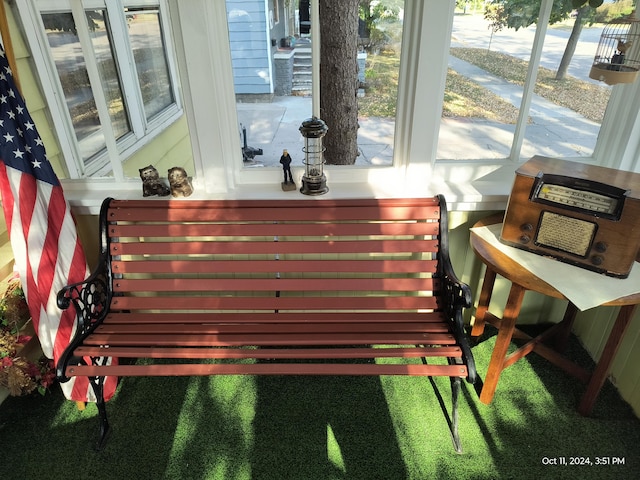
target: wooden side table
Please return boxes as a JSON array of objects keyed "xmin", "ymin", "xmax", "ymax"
[{"xmin": 470, "ymin": 214, "xmax": 640, "ymax": 416}]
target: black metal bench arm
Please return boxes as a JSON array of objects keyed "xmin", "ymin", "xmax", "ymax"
[
  {"xmin": 436, "ymin": 195, "xmax": 477, "ymax": 384},
  {"xmin": 56, "ymin": 199, "xmax": 114, "ymax": 382}
]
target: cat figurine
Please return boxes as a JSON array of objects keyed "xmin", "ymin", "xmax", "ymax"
[
  {"xmin": 168, "ymin": 166, "xmax": 194, "ymax": 197},
  {"xmin": 139, "ymin": 165, "xmax": 170, "ymax": 197}
]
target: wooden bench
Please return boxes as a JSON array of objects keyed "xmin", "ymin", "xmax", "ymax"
[{"xmin": 57, "ymin": 195, "xmax": 477, "ymax": 451}]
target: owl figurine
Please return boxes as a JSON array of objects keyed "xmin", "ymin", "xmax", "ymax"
[
  {"xmin": 168, "ymin": 166, "xmax": 194, "ymax": 197},
  {"xmin": 139, "ymin": 165, "xmax": 170, "ymax": 197}
]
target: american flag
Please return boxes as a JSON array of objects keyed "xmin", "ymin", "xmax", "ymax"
[{"xmin": 0, "ymin": 46, "xmax": 116, "ymax": 402}]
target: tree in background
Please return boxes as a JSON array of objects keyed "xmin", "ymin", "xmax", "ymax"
[
  {"xmin": 359, "ymin": 0, "xmax": 403, "ymax": 53},
  {"xmin": 320, "ymin": 0, "xmax": 403, "ymax": 165},
  {"xmin": 320, "ymin": 0, "xmax": 360, "ymax": 165}
]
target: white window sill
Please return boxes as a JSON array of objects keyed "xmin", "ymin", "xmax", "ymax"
[{"xmin": 63, "ymin": 171, "xmax": 512, "ymax": 215}]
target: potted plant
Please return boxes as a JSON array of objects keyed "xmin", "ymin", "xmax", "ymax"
[{"xmin": 0, "ymin": 278, "xmax": 55, "ymax": 397}]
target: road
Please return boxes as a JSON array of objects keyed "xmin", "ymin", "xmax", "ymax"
[{"xmin": 451, "ymin": 13, "xmax": 606, "ymax": 85}]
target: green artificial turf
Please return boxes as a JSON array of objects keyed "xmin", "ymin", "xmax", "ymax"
[{"xmin": 1, "ymin": 327, "xmax": 638, "ymax": 480}]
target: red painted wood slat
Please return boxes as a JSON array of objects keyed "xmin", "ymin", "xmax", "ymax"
[
  {"xmin": 103, "ymin": 312, "xmax": 446, "ymax": 324},
  {"xmin": 94, "ymin": 321, "xmax": 451, "ymax": 335},
  {"xmin": 109, "ymin": 239, "xmax": 439, "ymax": 256},
  {"xmin": 109, "ymin": 221, "xmax": 440, "ymax": 238},
  {"xmin": 66, "ymin": 362, "xmax": 467, "ymax": 378},
  {"xmin": 111, "ymin": 277, "xmax": 436, "ymax": 293},
  {"xmin": 73, "ymin": 345, "xmax": 463, "ymax": 359},
  {"xmin": 108, "ymin": 295, "xmax": 442, "ymax": 311},
  {"xmin": 83, "ymin": 332, "xmax": 457, "ymax": 347},
  {"xmin": 107, "ymin": 199, "xmax": 441, "ymax": 222},
  {"xmin": 111, "ymin": 259, "xmax": 438, "ymax": 274}
]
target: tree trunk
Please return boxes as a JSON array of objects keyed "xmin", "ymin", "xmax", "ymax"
[
  {"xmin": 555, "ymin": 7, "xmax": 586, "ymax": 81},
  {"xmin": 320, "ymin": 0, "xmax": 360, "ymax": 165}
]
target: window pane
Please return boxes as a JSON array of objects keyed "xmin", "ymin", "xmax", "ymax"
[
  {"xmin": 358, "ymin": 2, "xmax": 404, "ymax": 166},
  {"xmin": 439, "ymin": 12, "xmax": 532, "ymax": 160},
  {"xmin": 86, "ymin": 10, "xmax": 131, "ymax": 141},
  {"xmin": 228, "ymin": 0, "xmax": 402, "ymax": 167},
  {"xmin": 524, "ymin": 21, "xmax": 608, "ymax": 158},
  {"xmin": 439, "ymin": 10, "xmax": 606, "ymax": 161},
  {"xmin": 126, "ymin": 8, "xmax": 174, "ymax": 120},
  {"xmin": 42, "ymin": 12, "xmax": 106, "ymax": 164}
]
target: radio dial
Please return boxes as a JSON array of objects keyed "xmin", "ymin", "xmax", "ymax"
[
  {"xmin": 591, "ymin": 255, "xmax": 604, "ymax": 266},
  {"xmin": 519, "ymin": 235, "xmax": 531, "ymax": 244},
  {"xmin": 595, "ymin": 242, "xmax": 607, "ymax": 253},
  {"xmin": 521, "ymin": 223, "xmax": 534, "ymax": 232}
]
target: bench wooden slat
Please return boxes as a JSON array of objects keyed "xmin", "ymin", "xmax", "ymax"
[
  {"xmin": 107, "ymin": 200, "xmax": 441, "ymax": 223},
  {"xmin": 94, "ymin": 321, "xmax": 451, "ymax": 335},
  {"xmin": 109, "ymin": 206, "xmax": 438, "ymax": 222},
  {"xmin": 108, "ymin": 197, "xmax": 440, "ymax": 210},
  {"xmin": 112, "ymin": 277, "xmax": 436, "ymax": 293},
  {"xmin": 84, "ymin": 332, "xmax": 457, "ymax": 347},
  {"xmin": 66, "ymin": 362, "xmax": 467, "ymax": 378},
  {"xmin": 111, "ymin": 259, "xmax": 438, "ymax": 274},
  {"xmin": 103, "ymin": 312, "xmax": 446, "ymax": 324},
  {"xmin": 109, "ymin": 295, "xmax": 442, "ymax": 311},
  {"xmin": 73, "ymin": 345, "xmax": 463, "ymax": 359},
  {"xmin": 110, "ymin": 239, "xmax": 439, "ymax": 256},
  {"xmin": 109, "ymin": 221, "xmax": 440, "ymax": 238}
]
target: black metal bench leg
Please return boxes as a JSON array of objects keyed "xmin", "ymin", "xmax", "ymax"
[
  {"xmin": 88, "ymin": 376, "xmax": 110, "ymax": 451},
  {"xmin": 423, "ymin": 355, "xmax": 465, "ymax": 453},
  {"xmin": 450, "ymin": 375, "xmax": 462, "ymax": 454}
]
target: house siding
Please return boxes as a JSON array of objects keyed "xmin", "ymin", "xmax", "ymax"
[{"xmin": 227, "ymin": 0, "xmax": 272, "ymax": 95}]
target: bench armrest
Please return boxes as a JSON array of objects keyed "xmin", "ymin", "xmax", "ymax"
[
  {"xmin": 436, "ymin": 195, "xmax": 477, "ymax": 384},
  {"xmin": 56, "ymin": 199, "xmax": 114, "ymax": 381},
  {"xmin": 56, "ymin": 267, "xmax": 111, "ymax": 330}
]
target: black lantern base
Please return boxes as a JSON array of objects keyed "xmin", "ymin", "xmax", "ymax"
[{"xmin": 300, "ymin": 174, "xmax": 328, "ymax": 195}]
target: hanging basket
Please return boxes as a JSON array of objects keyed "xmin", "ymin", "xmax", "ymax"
[{"xmin": 589, "ymin": 11, "xmax": 640, "ymax": 85}]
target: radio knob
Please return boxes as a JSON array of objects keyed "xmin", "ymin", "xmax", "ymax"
[
  {"xmin": 519, "ymin": 235, "xmax": 531, "ymax": 244},
  {"xmin": 595, "ymin": 242, "xmax": 607, "ymax": 253},
  {"xmin": 591, "ymin": 255, "xmax": 604, "ymax": 266},
  {"xmin": 521, "ymin": 223, "xmax": 534, "ymax": 232}
]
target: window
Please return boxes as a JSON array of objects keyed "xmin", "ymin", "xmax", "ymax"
[
  {"xmin": 439, "ymin": 2, "xmax": 608, "ymax": 162},
  {"xmin": 16, "ymin": 0, "xmax": 638, "ymax": 204},
  {"xmin": 125, "ymin": 7, "xmax": 175, "ymax": 120},
  {"xmin": 17, "ymin": 0, "xmax": 185, "ymax": 179},
  {"xmin": 226, "ymin": 0, "xmax": 403, "ymax": 169},
  {"xmin": 224, "ymin": 0, "xmax": 616, "ymax": 179}
]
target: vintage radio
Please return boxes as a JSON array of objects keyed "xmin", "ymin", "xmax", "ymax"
[{"xmin": 500, "ymin": 156, "xmax": 640, "ymax": 278}]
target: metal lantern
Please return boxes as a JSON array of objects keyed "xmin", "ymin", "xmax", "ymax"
[
  {"xmin": 589, "ymin": 11, "xmax": 640, "ymax": 85},
  {"xmin": 299, "ymin": 116, "xmax": 329, "ymax": 195}
]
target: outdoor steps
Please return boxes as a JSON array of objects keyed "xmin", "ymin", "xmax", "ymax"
[{"xmin": 293, "ymin": 46, "xmax": 312, "ymax": 95}]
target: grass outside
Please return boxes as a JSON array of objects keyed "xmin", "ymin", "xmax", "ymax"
[{"xmin": 358, "ymin": 47, "xmax": 611, "ymax": 124}]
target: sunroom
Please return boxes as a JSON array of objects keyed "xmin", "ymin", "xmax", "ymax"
[{"xmin": 1, "ymin": 1, "xmax": 639, "ymax": 477}]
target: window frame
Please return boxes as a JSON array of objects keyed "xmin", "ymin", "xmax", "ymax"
[
  {"xmin": 180, "ymin": 0, "xmax": 640, "ymax": 193},
  {"xmin": 15, "ymin": 0, "xmax": 640, "ymax": 212},
  {"xmin": 16, "ymin": 0, "xmax": 183, "ymax": 180}
]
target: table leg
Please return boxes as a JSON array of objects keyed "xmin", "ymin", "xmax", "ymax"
[
  {"xmin": 551, "ymin": 303, "xmax": 579, "ymax": 353},
  {"xmin": 577, "ymin": 304, "xmax": 638, "ymax": 416},
  {"xmin": 471, "ymin": 267, "xmax": 497, "ymax": 337},
  {"xmin": 479, "ymin": 283, "xmax": 526, "ymax": 404}
]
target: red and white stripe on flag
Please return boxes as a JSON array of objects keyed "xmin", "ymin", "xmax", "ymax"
[{"xmin": 0, "ymin": 46, "xmax": 117, "ymax": 402}]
